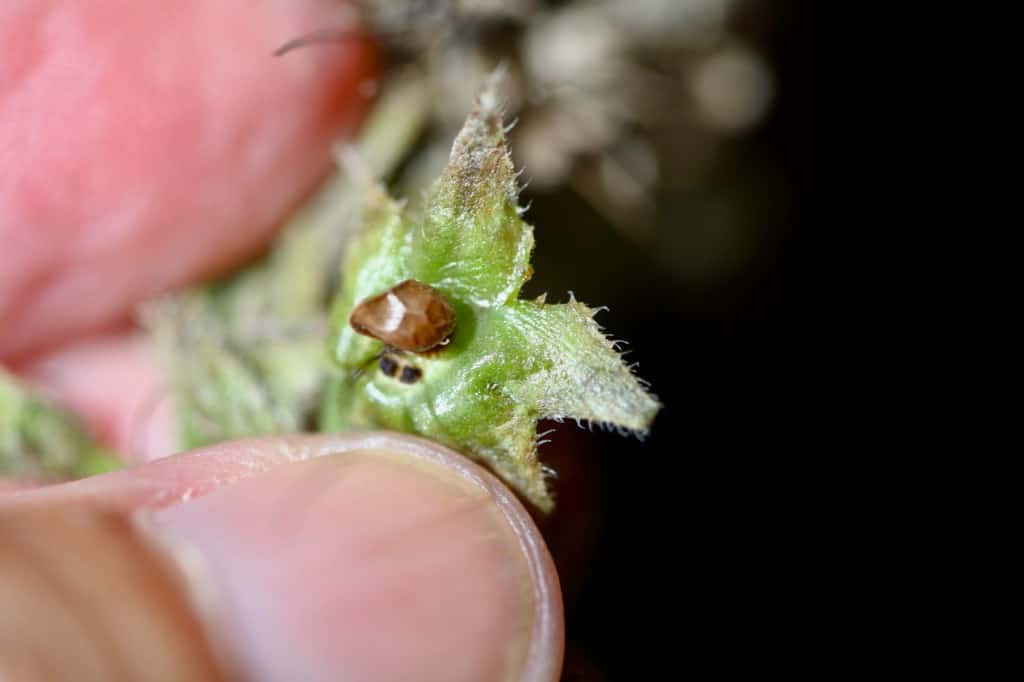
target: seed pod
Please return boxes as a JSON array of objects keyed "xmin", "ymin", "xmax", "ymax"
[{"xmin": 349, "ymin": 279, "xmax": 456, "ymax": 352}]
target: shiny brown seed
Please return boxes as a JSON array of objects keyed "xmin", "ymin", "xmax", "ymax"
[{"xmin": 349, "ymin": 279, "xmax": 456, "ymax": 352}]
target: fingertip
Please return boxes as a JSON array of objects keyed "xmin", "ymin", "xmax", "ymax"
[
  {"xmin": 144, "ymin": 435, "xmax": 564, "ymax": 682},
  {"xmin": 3, "ymin": 434, "xmax": 565, "ymax": 680}
]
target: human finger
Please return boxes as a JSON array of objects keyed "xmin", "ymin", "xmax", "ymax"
[
  {"xmin": 1, "ymin": 433, "xmax": 565, "ymax": 682},
  {"xmin": 0, "ymin": 0, "xmax": 375, "ymax": 361}
]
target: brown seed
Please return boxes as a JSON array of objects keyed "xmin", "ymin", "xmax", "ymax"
[{"xmin": 349, "ymin": 280, "xmax": 456, "ymax": 352}]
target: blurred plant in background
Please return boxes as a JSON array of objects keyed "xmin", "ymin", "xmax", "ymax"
[{"xmin": 353, "ymin": 0, "xmax": 774, "ymax": 244}]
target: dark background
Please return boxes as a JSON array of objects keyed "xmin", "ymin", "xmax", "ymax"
[{"xmin": 520, "ymin": 5, "xmax": 822, "ymax": 678}]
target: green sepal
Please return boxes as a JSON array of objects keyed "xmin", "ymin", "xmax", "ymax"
[{"xmin": 326, "ymin": 75, "xmax": 659, "ymax": 511}]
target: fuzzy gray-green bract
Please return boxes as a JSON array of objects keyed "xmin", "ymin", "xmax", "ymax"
[
  {"xmin": 0, "ymin": 368, "xmax": 119, "ymax": 478},
  {"xmin": 323, "ymin": 80, "xmax": 660, "ymax": 511}
]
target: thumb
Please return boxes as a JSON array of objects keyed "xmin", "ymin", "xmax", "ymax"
[{"xmin": 1, "ymin": 433, "xmax": 564, "ymax": 681}]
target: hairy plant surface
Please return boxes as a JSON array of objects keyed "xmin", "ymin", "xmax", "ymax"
[{"xmin": 322, "ymin": 78, "xmax": 659, "ymax": 510}]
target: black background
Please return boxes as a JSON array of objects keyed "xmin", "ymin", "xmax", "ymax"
[{"xmin": 522, "ymin": 5, "xmax": 824, "ymax": 678}]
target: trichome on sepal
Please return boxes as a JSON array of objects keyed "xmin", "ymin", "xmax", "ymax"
[{"xmin": 323, "ymin": 73, "xmax": 660, "ymax": 512}]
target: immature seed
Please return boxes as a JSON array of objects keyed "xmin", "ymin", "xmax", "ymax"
[
  {"xmin": 349, "ymin": 280, "xmax": 456, "ymax": 352},
  {"xmin": 378, "ymin": 355, "xmax": 399, "ymax": 377},
  {"xmin": 399, "ymin": 366, "xmax": 423, "ymax": 384}
]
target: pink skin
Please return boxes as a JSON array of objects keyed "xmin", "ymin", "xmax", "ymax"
[
  {"xmin": 18, "ymin": 331, "xmax": 175, "ymax": 460},
  {"xmin": 4, "ymin": 434, "xmax": 564, "ymax": 681},
  {"xmin": 0, "ymin": 3, "xmax": 564, "ymax": 679},
  {"xmin": 0, "ymin": 0, "xmax": 372, "ymax": 361}
]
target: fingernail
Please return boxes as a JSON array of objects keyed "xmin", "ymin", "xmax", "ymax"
[{"xmin": 147, "ymin": 434, "xmax": 564, "ymax": 682}]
